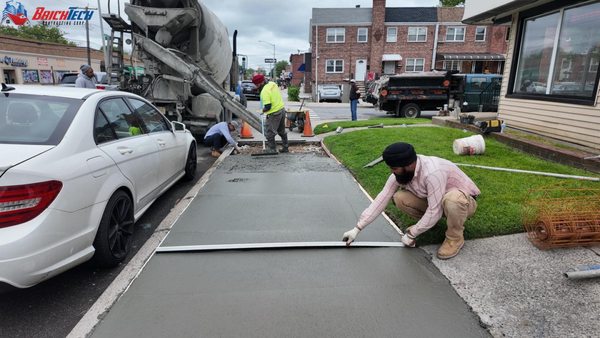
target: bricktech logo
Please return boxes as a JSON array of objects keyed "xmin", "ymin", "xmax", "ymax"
[
  {"xmin": 1, "ymin": 1, "xmax": 94, "ymax": 26},
  {"xmin": 1, "ymin": 0, "xmax": 29, "ymax": 26}
]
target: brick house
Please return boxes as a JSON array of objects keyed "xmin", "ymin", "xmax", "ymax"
[{"xmin": 307, "ymin": 0, "xmax": 509, "ymax": 99}]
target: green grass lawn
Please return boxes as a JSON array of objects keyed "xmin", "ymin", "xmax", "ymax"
[
  {"xmin": 314, "ymin": 118, "xmax": 431, "ymax": 134},
  {"xmin": 322, "ymin": 126, "xmax": 600, "ymax": 245}
]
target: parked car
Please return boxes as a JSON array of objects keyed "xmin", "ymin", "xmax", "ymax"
[
  {"xmin": 241, "ymin": 80, "xmax": 259, "ymax": 100},
  {"xmin": 0, "ymin": 84, "xmax": 197, "ymax": 288},
  {"xmin": 60, "ymin": 71, "xmax": 119, "ymax": 90},
  {"xmin": 318, "ymin": 84, "xmax": 342, "ymax": 103}
]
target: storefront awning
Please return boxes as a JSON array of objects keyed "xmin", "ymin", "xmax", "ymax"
[
  {"xmin": 439, "ymin": 53, "xmax": 505, "ymax": 61},
  {"xmin": 297, "ymin": 63, "xmax": 306, "ymax": 72},
  {"xmin": 382, "ymin": 54, "xmax": 402, "ymax": 61}
]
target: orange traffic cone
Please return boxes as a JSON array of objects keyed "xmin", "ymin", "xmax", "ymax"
[
  {"xmin": 301, "ymin": 111, "xmax": 314, "ymax": 137},
  {"xmin": 240, "ymin": 121, "xmax": 254, "ymax": 139}
]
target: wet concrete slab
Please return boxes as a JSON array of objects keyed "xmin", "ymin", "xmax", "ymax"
[
  {"xmin": 92, "ymin": 249, "xmax": 489, "ymax": 338},
  {"xmin": 90, "ymin": 152, "xmax": 490, "ymax": 337},
  {"xmin": 162, "ymin": 153, "xmax": 399, "ymax": 246}
]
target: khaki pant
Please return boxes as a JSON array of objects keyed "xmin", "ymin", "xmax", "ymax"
[{"xmin": 392, "ymin": 189, "xmax": 477, "ymax": 240}]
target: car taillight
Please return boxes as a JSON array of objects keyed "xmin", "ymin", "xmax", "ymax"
[
  {"xmin": 0, "ymin": 181, "xmax": 62, "ymax": 228},
  {"xmin": 380, "ymin": 89, "xmax": 388, "ymax": 97},
  {"xmin": 96, "ymin": 85, "xmax": 106, "ymax": 90}
]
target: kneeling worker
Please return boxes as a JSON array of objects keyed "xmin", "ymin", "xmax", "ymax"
[
  {"xmin": 342, "ymin": 142, "xmax": 480, "ymax": 259},
  {"xmin": 204, "ymin": 120, "xmax": 242, "ymax": 158}
]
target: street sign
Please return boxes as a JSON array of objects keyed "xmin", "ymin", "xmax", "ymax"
[{"xmin": 264, "ymin": 58, "xmax": 277, "ymax": 63}]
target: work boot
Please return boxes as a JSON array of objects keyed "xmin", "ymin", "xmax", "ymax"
[
  {"xmin": 263, "ymin": 148, "xmax": 278, "ymax": 155},
  {"xmin": 279, "ymin": 146, "xmax": 289, "ymax": 153},
  {"xmin": 437, "ymin": 238, "xmax": 464, "ymax": 260},
  {"xmin": 211, "ymin": 150, "xmax": 221, "ymax": 158}
]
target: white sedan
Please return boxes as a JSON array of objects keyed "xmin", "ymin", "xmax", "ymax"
[{"xmin": 0, "ymin": 84, "xmax": 197, "ymax": 288}]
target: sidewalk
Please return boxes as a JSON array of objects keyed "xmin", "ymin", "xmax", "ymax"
[{"xmin": 86, "ymin": 151, "xmax": 490, "ymax": 338}]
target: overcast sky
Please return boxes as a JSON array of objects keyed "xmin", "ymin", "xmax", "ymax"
[{"xmin": 12, "ymin": 0, "xmax": 441, "ymax": 70}]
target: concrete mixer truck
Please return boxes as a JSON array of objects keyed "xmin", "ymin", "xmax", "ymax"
[{"xmin": 103, "ymin": 0, "xmax": 261, "ymax": 136}]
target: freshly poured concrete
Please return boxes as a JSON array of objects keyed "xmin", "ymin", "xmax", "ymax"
[{"xmin": 91, "ymin": 153, "xmax": 490, "ymax": 337}]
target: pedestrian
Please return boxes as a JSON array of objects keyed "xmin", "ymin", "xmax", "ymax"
[
  {"xmin": 342, "ymin": 142, "xmax": 480, "ymax": 259},
  {"xmin": 203, "ymin": 120, "xmax": 242, "ymax": 158},
  {"xmin": 349, "ymin": 79, "xmax": 360, "ymax": 121},
  {"xmin": 76, "ymin": 64, "xmax": 97, "ymax": 88},
  {"xmin": 252, "ymin": 73, "xmax": 288, "ymax": 154}
]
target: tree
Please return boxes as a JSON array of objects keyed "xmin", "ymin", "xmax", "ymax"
[
  {"xmin": 274, "ymin": 60, "xmax": 289, "ymax": 78},
  {"xmin": 0, "ymin": 24, "xmax": 76, "ymax": 46},
  {"xmin": 440, "ymin": 0, "xmax": 464, "ymax": 6}
]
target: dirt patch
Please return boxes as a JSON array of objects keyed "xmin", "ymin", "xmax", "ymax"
[{"xmin": 237, "ymin": 143, "xmax": 324, "ymax": 155}]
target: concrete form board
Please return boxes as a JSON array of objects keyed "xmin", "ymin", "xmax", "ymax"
[{"xmin": 92, "ymin": 249, "xmax": 490, "ymax": 338}]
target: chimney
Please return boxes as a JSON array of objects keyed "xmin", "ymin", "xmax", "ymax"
[
  {"xmin": 372, "ymin": 0, "xmax": 386, "ymax": 28},
  {"xmin": 370, "ymin": 0, "xmax": 387, "ymax": 75}
]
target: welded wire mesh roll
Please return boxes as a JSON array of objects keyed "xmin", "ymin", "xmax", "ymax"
[{"xmin": 523, "ymin": 187, "xmax": 600, "ymax": 249}]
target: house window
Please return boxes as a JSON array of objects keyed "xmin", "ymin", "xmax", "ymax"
[
  {"xmin": 443, "ymin": 60, "xmax": 462, "ymax": 72},
  {"xmin": 408, "ymin": 27, "xmax": 427, "ymax": 42},
  {"xmin": 405, "ymin": 58, "xmax": 425, "ymax": 72},
  {"xmin": 446, "ymin": 26, "xmax": 465, "ymax": 41},
  {"xmin": 326, "ymin": 59, "xmax": 343, "ymax": 73},
  {"xmin": 387, "ymin": 27, "xmax": 397, "ymax": 42},
  {"xmin": 357, "ymin": 28, "xmax": 368, "ymax": 43},
  {"xmin": 326, "ymin": 28, "xmax": 345, "ymax": 43},
  {"xmin": 512, "ymin": 1, "xmax": 600, "ymax": 102},
  {"xmin": 475, "ymin": 26, "xmax": 486, "ymax": 41}
]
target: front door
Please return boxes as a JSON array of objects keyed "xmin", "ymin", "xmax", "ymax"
[
  {"xmin": 3, "ymin": 70, "xmax": 16, "ymax": 84},
  {"xmin": 355, "ymin": 59, "xmax": 367, "ymax": 82},
  {"xmin": 383, "ymin": 61, "xmax": 396, "ymax": 75}
]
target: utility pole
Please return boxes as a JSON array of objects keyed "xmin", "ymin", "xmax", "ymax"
[
  {"xmin": 85, "ymin": 6, "xmax": 91, "ymax": 65},
  {"xmin": 72, "ymin": 6, "xmax": 97, "ymax": 66}
]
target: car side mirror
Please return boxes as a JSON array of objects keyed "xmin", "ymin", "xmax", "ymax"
[{"xmin": 172, "ymin": 121, "xmax": 186, "ymax": 131}]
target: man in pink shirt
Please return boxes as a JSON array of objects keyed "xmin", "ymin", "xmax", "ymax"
[{"xmin": 342, "ymin": 142, "xmax": 480, "ymax": 259}]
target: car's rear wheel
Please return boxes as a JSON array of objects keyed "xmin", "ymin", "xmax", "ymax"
[
  {"xmin": 182, "ymin": 143, "xmax": 197, "ymax": 181},
  {"xmin": 92, "ymin": 190, "xmax": 134, "ymax": 267},
  {"xmin": 401, "ymin": 103, "xmax": 421, "ymax": 118}
]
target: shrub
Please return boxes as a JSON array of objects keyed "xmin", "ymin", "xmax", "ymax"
[{"xmin": 287, "ymin": 86, "xmax": 300, "ymax": 101}]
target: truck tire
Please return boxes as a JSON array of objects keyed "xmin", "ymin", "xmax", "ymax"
[{"xmin": 401, "ymin": 103, "xmax": 421, "ymax": 118}]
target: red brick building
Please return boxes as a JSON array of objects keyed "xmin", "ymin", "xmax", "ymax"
[
  {"xmin": 288, "ymin": 53, "xmax": 305, "ymax": 87},
  {"xmin": 307, "ymin": 1, "xmax": 509, "ymax": 97}
]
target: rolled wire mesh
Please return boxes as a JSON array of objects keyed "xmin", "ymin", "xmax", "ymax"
[{"xmin": 523, "ymin": 186, "xmax": 600, "ymax": 249}]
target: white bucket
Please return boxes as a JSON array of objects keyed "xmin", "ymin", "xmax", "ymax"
[{"xmin": 453, "ymin": 134, "xmax": 485, "ymax": 155}]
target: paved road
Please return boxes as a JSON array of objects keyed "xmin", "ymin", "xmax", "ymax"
[{"xmin": 0, "ymin": 145, "xmax": 217, "ymax": 338}]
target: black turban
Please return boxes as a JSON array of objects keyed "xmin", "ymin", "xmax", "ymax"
[{"xmin": 382, "ymin": 142, "xmax": 417, "ymax": 167}]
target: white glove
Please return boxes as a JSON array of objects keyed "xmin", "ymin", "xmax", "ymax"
[
  {"xmin": 401, "ymin": 232, "xmax": 416, "ymax": 248},
  {"xmin": 342, "ymin": 227, "xmax": 361, "ymax": 246}
]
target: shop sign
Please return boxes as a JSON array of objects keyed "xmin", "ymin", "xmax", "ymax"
[
  {"xmin": 2, "ymin": 56, "xmax": 28, "ymax": 67},
  {"xmin": 37, "ymin": 57, "xmax": 48, "ymax": 66}
]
